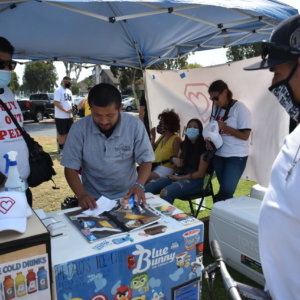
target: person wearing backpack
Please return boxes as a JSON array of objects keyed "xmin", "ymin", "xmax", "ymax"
[{"xmin": 0, "ymin": 37, "xmax": 32, "ymax": 205}]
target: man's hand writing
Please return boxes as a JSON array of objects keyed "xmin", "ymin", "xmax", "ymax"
[{"xmin": 78, "ymin": 194, "xmax": 97, "ymax": 209}]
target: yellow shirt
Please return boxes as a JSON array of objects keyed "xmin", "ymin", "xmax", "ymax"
[
  {"xmin": 154, "ymin": 134, "xmax": 178, "ymax": 169},
  {"xmin": 84, "ymin": 97, "xmax": 91, "ymax": 116}
]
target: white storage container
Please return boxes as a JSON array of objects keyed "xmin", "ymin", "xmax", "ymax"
[
  {"xmin": 250, "ymin": 184, "xmax": 268, "ymax": 201},
  {"xmin": 209, "ymin": 196, "xmax": 264, "ymax": 285}
]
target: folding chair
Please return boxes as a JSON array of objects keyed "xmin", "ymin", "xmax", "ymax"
[{"xmin": 177, "ymin": 169, "xmax": 215, "ymax": 218}]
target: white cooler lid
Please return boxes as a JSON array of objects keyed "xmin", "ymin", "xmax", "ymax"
[{"xmin": 211, "ymin": 196, "xmax": 262, "ymax": 232}]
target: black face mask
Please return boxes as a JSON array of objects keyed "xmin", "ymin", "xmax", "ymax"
[
  {"xmin": 156, "ymin": 123, "xmax": 165, "ymax": 134},
  {"xmin": 269, "ymin": 64, "xmax": 300, "ymax": 122},
  {"xmin": 64, "ymin": 82, "xmax": 71, "ymax": 89}
]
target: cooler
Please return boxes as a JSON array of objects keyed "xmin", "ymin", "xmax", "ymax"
[
  {"xmin": 250, "ymin": 184, "xmax": 268, "ymax": 201},
  {"xmin": 209, "ymin": 196, "xmax": 264, "ymax": 285}
]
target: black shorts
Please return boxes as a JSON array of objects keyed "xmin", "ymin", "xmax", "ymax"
[{"xmin": 55, "ymin": 118, "xmax": 73, "ymax": 135}]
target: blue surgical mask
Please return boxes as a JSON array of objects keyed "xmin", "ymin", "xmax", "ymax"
[
  {"xmin": 185, "ymin": 127, "xmax": 199, "ymax": 141},
  {"xmin": 0, "ymin": 70, "xmax": 11, "ymax": 88}
]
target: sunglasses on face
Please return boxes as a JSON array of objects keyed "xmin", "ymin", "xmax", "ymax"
[
  {"xmin": 0, "ymin": 59, "xmax": 17, "ymax": 71},
  {"xmin": 210, "ymin": 96, "xmax": 219, "ymax": 101}
]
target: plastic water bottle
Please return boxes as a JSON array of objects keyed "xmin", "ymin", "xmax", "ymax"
[
  {"xmin": 37, "ymin": 266, "xmax": 48, "ymax": 290},
  {"xmin": 26, "ymin": 269, "xmax": 37, "ymax": 294},
  {"xmin": 15, "ymin": 272, "xmax": 26, "ymax": 297},
  {"xmin": 3, "ymin": 151, "xmax": 26, "ymax": 192}
]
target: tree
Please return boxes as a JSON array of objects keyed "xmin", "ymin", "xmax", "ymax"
[
  {"xmin": 83, "ymin": 75, "xmax": 95, "ymax": 88},
  {"xmin": 71, "ymin": 80, "xmax": 80, "ymax": 95},
  {"xmin": 23, "ymin": 62, "xmax": 57, "ymax": 93},
  {"xmin": 226, "ymin": 43, "xmax": 262, "ymax": 62},
  {"xmin": 110, "ymin": 66, "xmax": 143, "ymax": 95},
  {"xmin": 153, "ymin": 56, "xmax": 189, "ymax": 70},
  {"xmin": 110, "ymin": 56, "xmax": 190, "ymax": 101},
  {"xmin": 9, "ymin": 71, "xmax": 19, "ymax": 93},
  {"xmin": 63, "ymin": 62, "xmax": 82, "ymax": 82},
  {"xmin": 182, "ymin": 63, "xmax": 202, "ymax": 69}
]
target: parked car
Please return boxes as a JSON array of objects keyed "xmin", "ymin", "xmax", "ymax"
[
  {"xmin": 16, "ymin": 97, "xmax": 31, "ymax": 119},
  {"xmin": 122, "ymin": 97, "xmax": 137, "ymax": 111},
  {"xmin": 17, "ymin": 93, "xmax": 54, "ymax": 122}
]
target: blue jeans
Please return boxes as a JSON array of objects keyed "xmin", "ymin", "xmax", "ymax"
[
  {"xmin": 145, "ymin": 177, "xmax": 204, "ymax": 204},
  {"xmin": 213, "ymin": 155, "xmax": 248, "ymax": 201}
]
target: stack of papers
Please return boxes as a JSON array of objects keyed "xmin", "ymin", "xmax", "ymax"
[{"xmin": 82, "ymin": 196, "xmax": 117, "ymax": 217}]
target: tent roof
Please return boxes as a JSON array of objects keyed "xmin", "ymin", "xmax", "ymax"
[{"xmin": 0, "ymin": 0, "xmax": 297, "ymax": 68}]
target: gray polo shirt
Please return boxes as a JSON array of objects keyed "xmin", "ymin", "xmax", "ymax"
[{"xmin": 61, "ymin": 112, "xmax": 154, "ymax": 199}]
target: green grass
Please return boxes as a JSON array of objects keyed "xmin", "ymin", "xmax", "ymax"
[
  {"xmin": 174, "ymin": 177, "xmax": 256, "ymax": 218},
  {"xmin": 173, "ymin": 178, "xmax": 262, "ymax": 299}
]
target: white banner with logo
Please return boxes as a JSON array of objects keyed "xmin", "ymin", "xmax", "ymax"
[{"xmin": 145, "ymin": 57, "xmax": 289, "ymax": 187}]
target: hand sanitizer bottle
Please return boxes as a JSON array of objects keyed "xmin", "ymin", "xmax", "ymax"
[{"xmin": 3, "ymin": 151, "xmax": 26, "ymax": 192}]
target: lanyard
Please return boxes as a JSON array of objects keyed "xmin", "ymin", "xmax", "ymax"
[{"xmin": 210, "ymin": 100, "xmax": 237, "ymax": 122}]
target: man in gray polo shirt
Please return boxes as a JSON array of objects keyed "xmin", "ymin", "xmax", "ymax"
[{"xmin": 61, "ymin": 83, "xmax": 154, "ymax": 209}]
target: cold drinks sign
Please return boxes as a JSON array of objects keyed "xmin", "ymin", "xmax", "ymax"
[{"xmin": 0, "ymin": 254, "xmax": 50, "ymax": 300}]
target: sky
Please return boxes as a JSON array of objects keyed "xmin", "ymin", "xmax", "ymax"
[
  {"xmin": 14, "ymin": 0, "xmax": 299, "ymax": 85},
  {"xmin": 187, "ymin": 0, "xmax": 300, "ymax": 65}
]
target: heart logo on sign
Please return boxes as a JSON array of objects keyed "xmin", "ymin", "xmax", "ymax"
[
  {"xmin": 184, "ymin": 83, "xmax": 211, "ymax": 125},
  {"xmin": 0, "ymin": 197, "xmax": 15, "ymax": 214}
]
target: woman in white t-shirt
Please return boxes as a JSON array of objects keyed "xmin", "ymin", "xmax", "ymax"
[{"xmin": 208, "ymin": 80, "xmax": 251, "ymax": 201}]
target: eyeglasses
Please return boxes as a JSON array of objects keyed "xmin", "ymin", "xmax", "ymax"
[{"xmin": 0, "ymin": 59, "xmax": 17, "ymax": 71}]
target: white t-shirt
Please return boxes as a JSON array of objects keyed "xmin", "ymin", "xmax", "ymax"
[
  {"xmin": 54, "ymin": 86, "xmax": 73, "ymax": 119},
  {"xmin": 0, "ymin": 87, "xmax": 30, "ymax": 181},
  {"xmin": 259, "ymin": 125, "xmax": 300, "ymax": 300},
  {"xmin": 212, "ymin": 101, "xmax": 251, "ymax": 157}
]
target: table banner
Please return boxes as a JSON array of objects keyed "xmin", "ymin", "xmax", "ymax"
[{"xmin": 54, "ymin": 224, "xmax": 204, "ymax": 300}]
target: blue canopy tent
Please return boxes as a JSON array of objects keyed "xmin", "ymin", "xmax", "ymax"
[{"xmin": 0, "ymin": 0, "xmax": 297, "ymax": 69}]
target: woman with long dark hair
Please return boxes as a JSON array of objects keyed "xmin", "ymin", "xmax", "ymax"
[
  {"xmin": 208, "ymin": 80, "xmax": 251, "ymax": 201},
  {"xmin": 145, "ymin": 118, "xmax": 209, "ymax": 204}
]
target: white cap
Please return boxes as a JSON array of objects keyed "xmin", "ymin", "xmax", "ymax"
[
  {"xmin": 0, "ymin": 191, "xmax": 30, "ymax": 233},
  {"xmin": 202, "ymin": 120, "xmax": 223, "ymax": 149}
]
